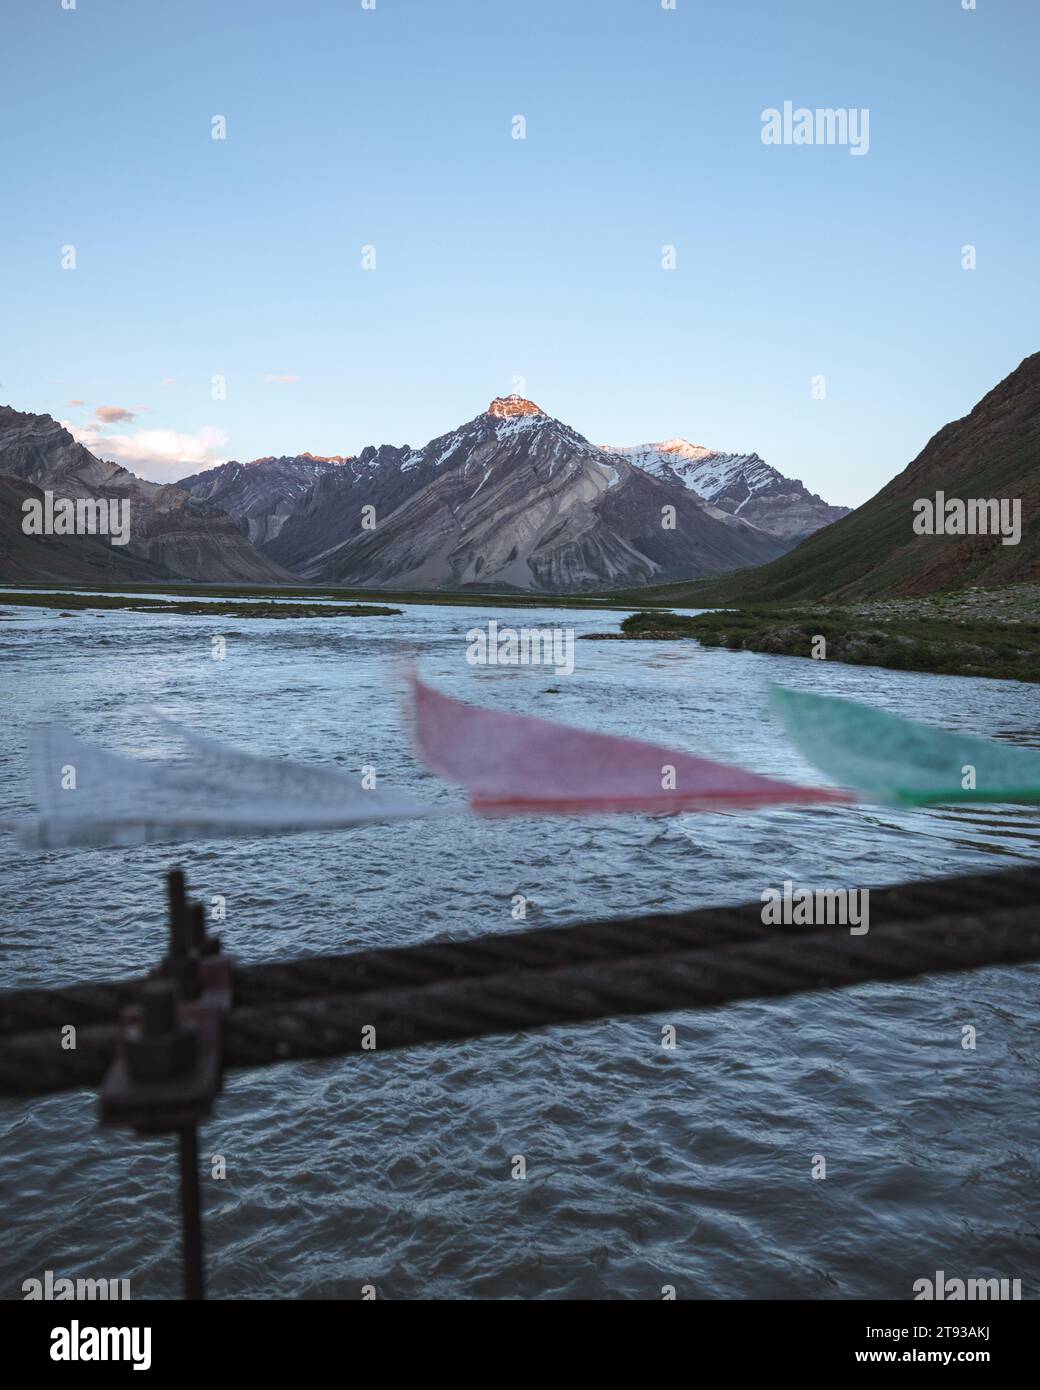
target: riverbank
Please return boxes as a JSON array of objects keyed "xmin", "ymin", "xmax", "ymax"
[
  {"xmin": 0, "ymin": 578, "xmax": 694, "ymax": 613},
  {"xmin": 4, "ymin": 583, "xmax": 1036, "ymax": 681},
  {"xmin": 0, "ymin": 591, "xmax": 401, "ymax": 618},
  {"xmin": 585, "ymin": 585, "xmax": 1040, "ymax": 684}
]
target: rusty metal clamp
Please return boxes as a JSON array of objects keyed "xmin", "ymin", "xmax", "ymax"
[{"xmin": 99, "ymin": 869, "xmax": 233, "ymax": 1299}]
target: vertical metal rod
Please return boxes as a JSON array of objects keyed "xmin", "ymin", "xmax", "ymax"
[
  {"xmin": 167, "ymin": 869, "xmax": 189, "ymax": 961},
  {"xmin": 189, "ymin": 902, "xmax": 206, "ymax": 953},
  {"xmin": 178, "ymin": 1125, "xmax": 205, "ymax": 1300}
]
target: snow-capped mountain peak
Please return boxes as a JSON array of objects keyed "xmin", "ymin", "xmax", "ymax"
[
  {"xmin": 486, "ymin": 395, "xmax": 546, "ymax": 420},
  {"xmin": 637, "ymin": 437, "xmax": 717, "ymax": 464},
  {"xmin": 604, "ymin": 440, "xmax": 850, "ymax": 542},
  {"xmin": 178, "ymin": 398, "xmax": 849, "ymax": 583}
]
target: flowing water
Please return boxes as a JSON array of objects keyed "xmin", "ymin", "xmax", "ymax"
[{"xmin": 1, "ymin": 596, "xmax": 1038, "ymax": 1300}]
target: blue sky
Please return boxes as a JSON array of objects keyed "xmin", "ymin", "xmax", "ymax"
[{"xmin": 2, "ymin": 0, "xmax": 1037, "ymax": 504}]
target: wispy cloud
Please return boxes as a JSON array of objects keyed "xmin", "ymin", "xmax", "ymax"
[
  {"xmin": 261, "ymin": 373, "xmax": 299, "ymax": 384},
  {"xmin": 68, "ymin": 420, "xmax": 229, "ymax": 482},
  {"xmin": 94, "ymin": 405, "xmax": 136, "ymax": 424},
  {"xmin": 67, "ymin": 398, "xmax": 85, "ymax": 406}
]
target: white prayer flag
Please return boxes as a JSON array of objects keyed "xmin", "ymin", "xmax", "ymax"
[{"xmin": 20, "ymin": 719, "xmax": 432, "ymax": 848}]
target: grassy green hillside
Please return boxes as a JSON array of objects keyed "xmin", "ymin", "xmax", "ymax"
[{"xmin": 627, "ymin": 351, "xmax": 1040, "ymax": 607}]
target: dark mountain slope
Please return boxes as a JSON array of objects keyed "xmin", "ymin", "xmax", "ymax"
[
  {"xmin": 0, "ymin": 406, "xmax": 291, "ymax": 584},
  {"xmin": 646, "ymin": 353, "xmax": 1040, "ymax": 606},
  {"xmin": 0, "ymin": 474, "xmax": 175, "ymax": 585}
]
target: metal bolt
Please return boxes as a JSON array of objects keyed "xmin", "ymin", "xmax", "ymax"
[
  {"xmin": 127, "ymin": 980, "xmax": 199, "ymax": 1082},
  {"xmin": 141, "ymin": 979, "xmax": 177, "ymax": 1036}
]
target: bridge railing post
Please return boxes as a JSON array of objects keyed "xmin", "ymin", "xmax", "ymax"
[{"xmin": 98, "ymin": 868, "xmax": 233, "ymax": 1301}]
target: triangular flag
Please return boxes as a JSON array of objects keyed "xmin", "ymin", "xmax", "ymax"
[
  {"xmin": 770, "ymin": 684, "xmax": 1040, "ymax": 805},
  {"xmin": 20, "ymin": 719, "xmax": 432, "ymax": 848},
  {"xmin": 411, "ymin": 672, "xmax": 851, "ymax": 814}
]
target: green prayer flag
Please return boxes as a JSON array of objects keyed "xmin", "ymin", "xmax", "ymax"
[{"xmin": 770, "ymin": 685, "xmax": 1040, "ymax": 806}]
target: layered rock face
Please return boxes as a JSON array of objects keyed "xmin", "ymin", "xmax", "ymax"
[
  {"xmin": 261, "ymin": 396, "xmax": 790, "ymax": 590},
  {"xmin": 0, "ymin": 474, "xmax": 173, "ymax": 585},
  {"xmin": 178, "ymin": 454, "xmax": 349, "ymax": 546},
  {"xmin": 0, "ymin": 407, "xmax": 290, "ymax": 584},
  {"xmin": 604, "ymin": 440, "xmax": 850, "ymax": 542},
  {"xmin": 187, "ymin": 443, "xmax": 432, "ymax": 573},
  {"xmin": 175, "ymin": 396, "xmax": 856, "ymax": 592}
]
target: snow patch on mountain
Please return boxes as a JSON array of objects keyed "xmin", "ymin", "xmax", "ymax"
[{"xmin": 604, "ymin": 439, "xmax": 849, "ymax": 541}]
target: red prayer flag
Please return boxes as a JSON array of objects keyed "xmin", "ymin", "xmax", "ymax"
[{"xmin": 410, "ymin": 673, "xmax": 852, "ymax": 815}]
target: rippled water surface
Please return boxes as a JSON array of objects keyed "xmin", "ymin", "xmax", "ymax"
[{"xmin": 1, "ymin": 596, "xmax": 1038, "ymax": 1300}]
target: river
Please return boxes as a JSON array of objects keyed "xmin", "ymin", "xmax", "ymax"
[{"xmin": 1, "ymin": 595, "xmax": 1037, "ymax": 1299}]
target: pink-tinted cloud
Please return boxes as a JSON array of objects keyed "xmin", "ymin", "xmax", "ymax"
[
  {"xmin": 94, "ymin": 405, "xmax": 136, "ymax": 424},
  {"xmin": 68, "ymin": 420, "xmax": 229, "ymax": 483},
  {"xmin": 161, "ymin": 377, "xmax": 175, "ymax": 385},
  {"xmin": 67, "ymin": 398, "xmax": 85, "ymax": 406}
]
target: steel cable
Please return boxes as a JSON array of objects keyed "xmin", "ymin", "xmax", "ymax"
[{"xmin": 1, "ymin": 881, "xmax": 1037, "ymax": 1097}]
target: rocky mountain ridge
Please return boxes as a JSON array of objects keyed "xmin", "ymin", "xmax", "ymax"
[
  {"xmin": 0, "ymin": 406, "xmax": 289, "ymax": 584},
  {"xmin": 604, "ymin": 439, "xmax": 850, "ymax": 541},
  {"xmin": 259, "ymin": 396, "xmax": 791, "ymax": 590},
  {"xmin": 181, "ymin": 396, "xmax": 845, "ymax": 590},
  {"xmin": 635, "ymin": 352, "xmax": 1040, "ymax": 604}
]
